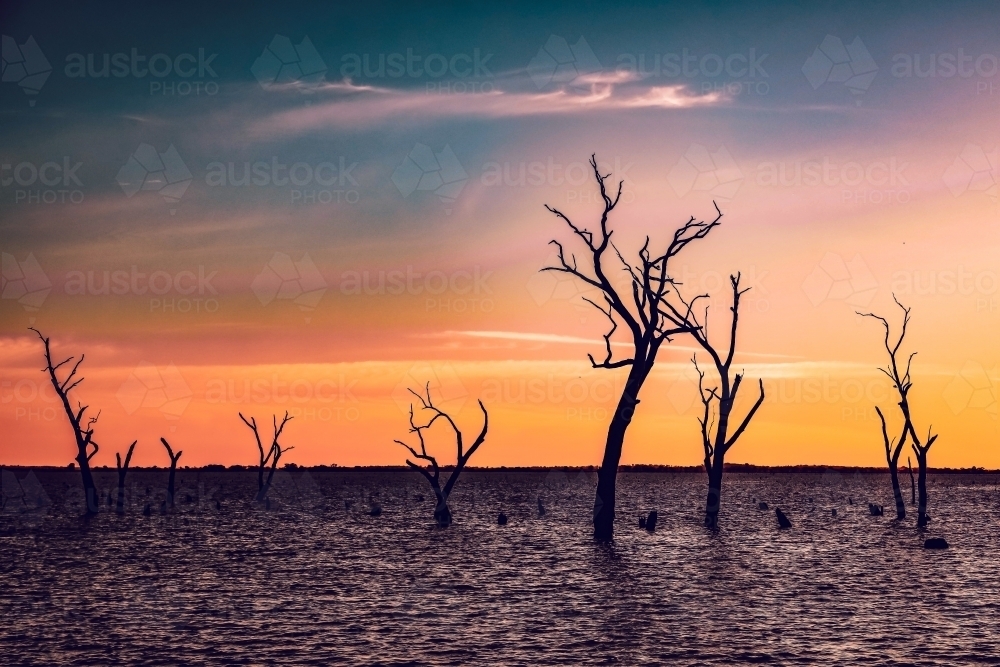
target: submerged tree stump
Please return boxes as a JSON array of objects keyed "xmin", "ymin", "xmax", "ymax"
[
  {"xmin": 645, "ymin": 511, "xmax": 658, "ymax": 532},
  {"xmin": 775, "ymin": 508, "xmax": 792, "ymax": 529},
  {"xmin": 924, "ymin": 537, "xmax": 948, "ymax": 549}
]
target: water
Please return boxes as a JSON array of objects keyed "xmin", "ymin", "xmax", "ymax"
[{"xmin": 2, "ymin": 469, "xmax": 999, "ymax": 665}]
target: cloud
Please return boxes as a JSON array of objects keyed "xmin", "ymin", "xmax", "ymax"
[
  {"xmin": 250, "ymin": 77, "xmax": 727, "ymax": 137},
  {"xmin": 441, "ymin": 330, "xmax": 799, "ymax": 360}
]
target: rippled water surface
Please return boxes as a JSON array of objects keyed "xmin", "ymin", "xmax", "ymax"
[{"xmin": 3, "ymin": 469, "xmax": 1000, "ymax": 665}]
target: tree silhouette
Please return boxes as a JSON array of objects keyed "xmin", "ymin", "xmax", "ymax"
[
  {"xmin": 239, "ymin": 412, "xmax": 294, "ymax": 502},
  {"xmin": 394, "ymin": 384, "xmax": 488, "ymax": 527},
  {"xmin": 859, "ymin": 297, "xmax": 938, "ymax": 526},
  {"xmin": 159, "ymin": 438, "xmax": 182, "ymax": 508},
  {"xmin": 542, "ymin": 155, "xmax": 720, "ymax": 541},
  {"xmin": 30, "ymin": 328, "xmax": 101, "ymax": 515},
  {"xmin": 679, "ymin": 274, "xmax": 766, "ymax": 529},
  {"xmin": 115, "ymin": 441, "xmax": 137, "ymax": 514}
]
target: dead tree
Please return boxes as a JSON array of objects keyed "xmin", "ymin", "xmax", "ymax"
[
  {"xmin": 542, "ymin": 155, "xmax": 720, "ymax": 541},
  {"xmin": 115, "ymin": 441, "xmax": 137, "ymax": 513},
  {"xmin": 394, "ymin": 384, "xmax": 488, "ymax": 527},
  {"xmin": 239, "ymin": 412, "xmax": 293, "ymax": 502},
  {"xmin": 859, "ymin": 297, "xmax": 938, "ymax": 526},
  {"xmin": 159, "ymin": 438, "xmax": 182, "ymax": 507},
  {"xmin": 30, "ymin": 328, "xmax": 101, "ymax": 515},
  {"xmin": 857, "ymin": 299, "xmax": 912, "ymax": 520},
  {"xmin": 678, "ymin": 274, "xmax": 766, "ymax": 529}
]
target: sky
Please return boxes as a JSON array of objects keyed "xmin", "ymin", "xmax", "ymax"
[{"xmin": 2, "ymin": 0, "xmax": 999, "ymax": 469}]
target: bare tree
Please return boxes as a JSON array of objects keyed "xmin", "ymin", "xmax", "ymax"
[
  {"xmin": 239, "ymin": 412, "xmax": 293, "ymax": 502},
  {"xmin": 542, "ymin": 155, "xmax": 720, "ymax": 541},
  {"xmin": 859, "ymin": 297, "xmax": 938, "ymax": 526},
  {"xmin": 159, "ymin": 438, "xmax": 182, "ymax": 507},
  {"xmin": 115, "ymin": 441, "xmax": 137, "ymax": 514},
  {"xmin": 30, "ymin": 328, "xmax": 101, "ymax": 515},
  {"xmin": 680, "ymin": 274, "xmax": 766, "ymax": 529},
  {"xmin": 394, "ymin": 384, "xmax": 488, "ymax": 527}
]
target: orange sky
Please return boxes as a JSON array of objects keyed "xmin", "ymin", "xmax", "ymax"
[{"xmin": 2, "ymin": 7, "xmax": 999, "ymax": 469}]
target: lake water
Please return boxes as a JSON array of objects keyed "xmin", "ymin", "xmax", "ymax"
[{"xmin": 2, "ymin": 468, "xmax": 999, "ymax": 665}]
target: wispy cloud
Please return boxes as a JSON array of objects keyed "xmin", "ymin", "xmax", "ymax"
[
  {"xmin": 442, "ymin": 330, "xmax": 800, "ymax": 360},
  {"xmin": 250, "ymin": 77, "xmax": 728, "ymax": 137}
]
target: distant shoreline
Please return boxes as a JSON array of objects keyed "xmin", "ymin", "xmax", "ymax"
[{"xmin": 3, "ymin": 463, "xmax": 999, "ymax": 474}]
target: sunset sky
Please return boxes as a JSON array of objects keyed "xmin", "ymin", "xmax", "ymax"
[{"xmin": 2, "ymin": 1, "xmax": 999, "ymax": 469}]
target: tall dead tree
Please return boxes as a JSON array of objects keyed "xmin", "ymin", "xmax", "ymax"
[
  {"xmin": 543, "ymin": 155, "xmax": 720, "ymax": 541},
  {"xmin": 30, "ymin": 328, "xmax": 101, "ymax": 515},
  {"xmin": 859, "ymin": 297, "xmax": 938, "ymax": 526},
  {"xmin": 395, "ymin": 384, "xmax": 488, "ymax": 527},
  {"xmin": 115, "ymin": 441, "xmax": 137, "ymax": 513},
  {"xmin": 159, "ymin": 438, "xmax": 182, "ymax": 507},
  {"xmin": 239, "ymin": 412, "xmax": 293, "ymax": 502},
  {"xmin": 673, "ymin": 274, "xmax": 766, "ymax": 529}
]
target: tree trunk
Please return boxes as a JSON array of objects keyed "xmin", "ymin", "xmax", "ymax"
[
  {"xmin": 704, "ymin": 459, "xmax": 724, "ymax": 529},
  {"xmin": 916, "ymin": 453, "xmax": 928, "ymax": 528},
  {"xmin": 116, "ymin": 471, "xmax": 127, "ymax": 514},
  {"xmin": 593, "ymin": 375, "xmax": 641, "ymax": 541},
  {"xmin": 888, "ymin": 464, "xmax": 905, "ymax": 520},
  {"xmin": 433, "ymin": 489, "xmax": 452, "ymax": 527},
  {"xmin": 167, "ymin": 465, "xmax": 177, "ymax": 508},
  {"xmin": 76, "ymin": 451, "xmax": 99, "ymax": 515}
]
